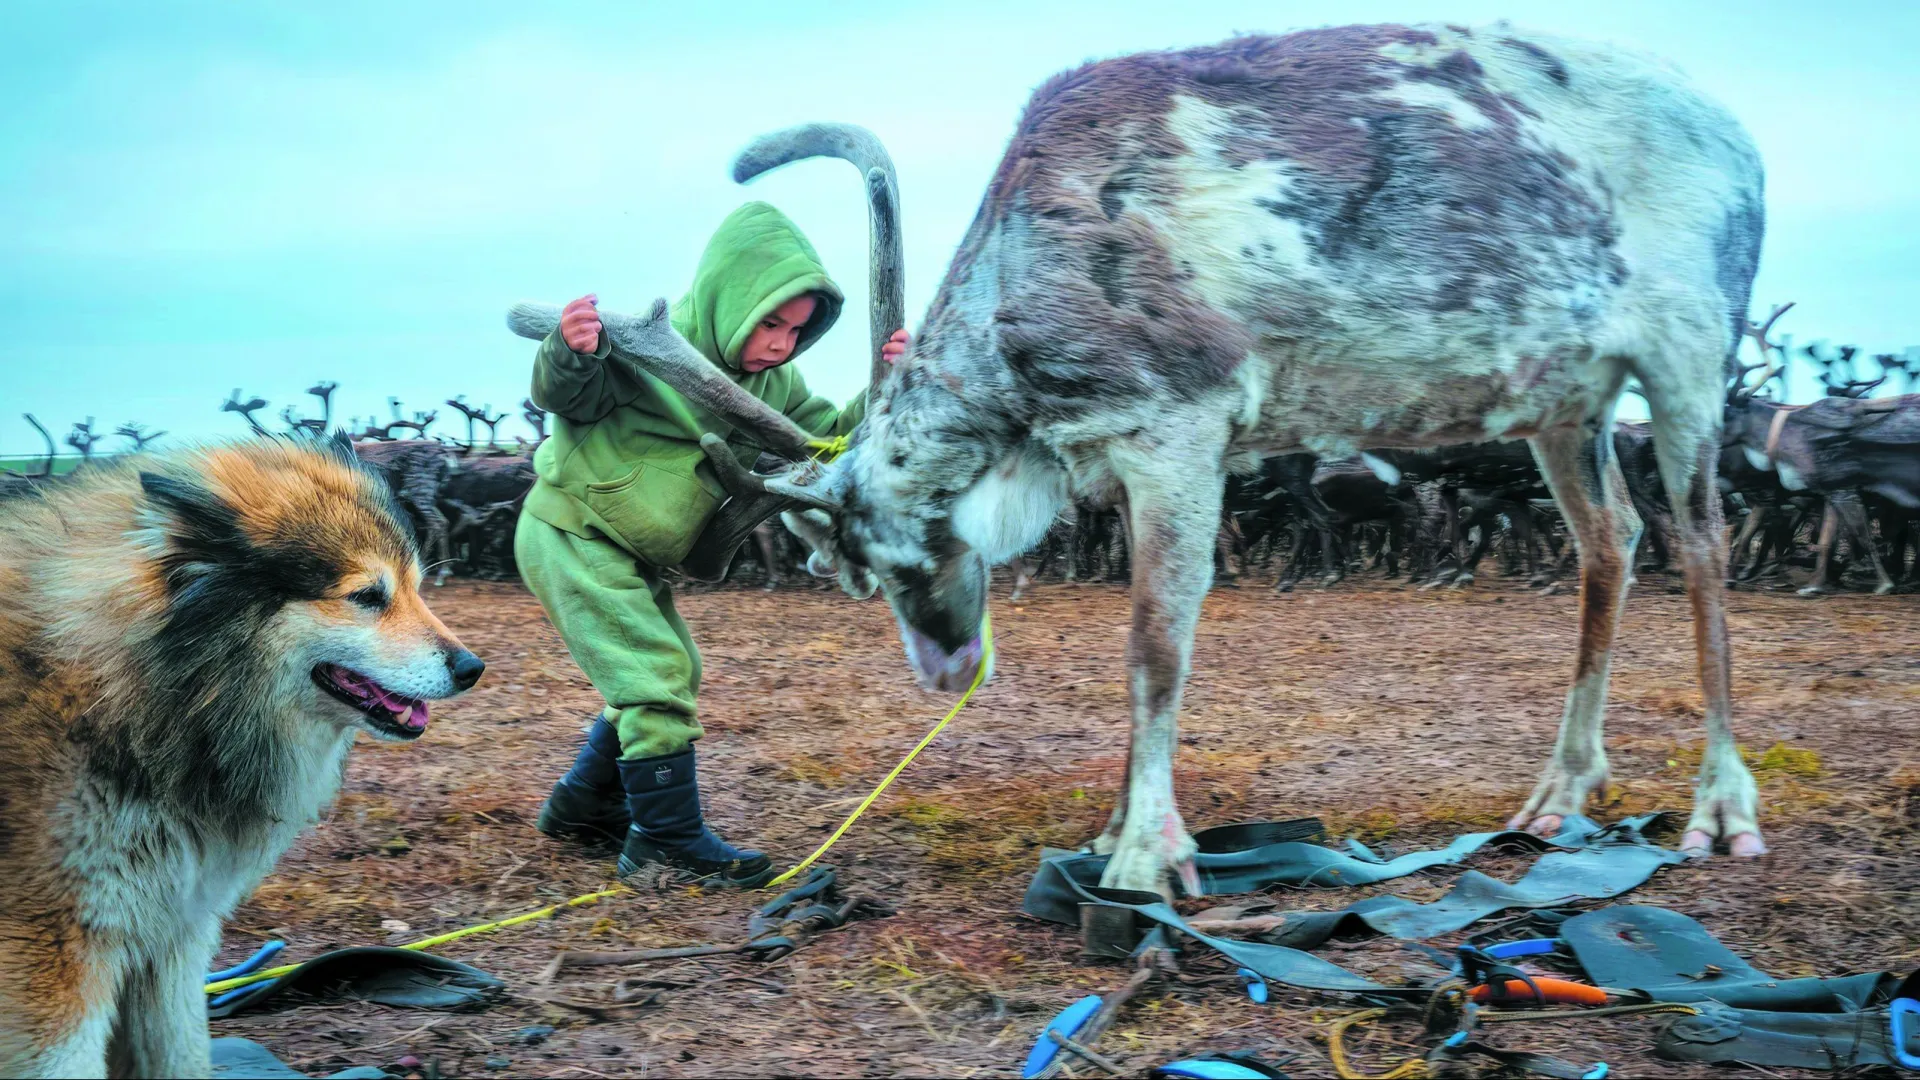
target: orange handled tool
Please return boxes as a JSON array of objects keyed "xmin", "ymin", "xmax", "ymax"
[{"xmin": 1469, "ymin": 977, "xmax": 1609, "ymax": 1006}]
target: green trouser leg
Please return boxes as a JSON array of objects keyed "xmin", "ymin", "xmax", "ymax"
[{"xmin": 514, "ymin": 514, "xmax": 704, "ymax": 760}]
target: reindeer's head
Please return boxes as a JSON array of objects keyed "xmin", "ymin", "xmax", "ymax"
[
  {"xmin": 505, "ymin": 122, "xmax": 995, "ymax": 694},
  {"xmin": 753, "ymin": 428, "xmax": 997, "ymax": 695}
]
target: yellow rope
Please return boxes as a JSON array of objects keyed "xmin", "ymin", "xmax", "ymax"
[
  {"xmin": 806, "ymin": 434, "xmax": 851, "ymax": 462},
  {"xmin": 207, "ymin": 597, "xmax": 992, "ymax": 990},
  {"xmin": 1325, "ymin": 1008, "xmax": 1431, "ymax": 1080},
  {"xmin": 763, "ymin": 610, "xmax": 994, "ymax": 889},
  {"xmin": 203, "ymin": 885, "xmax": 629, "ymax": 996}
]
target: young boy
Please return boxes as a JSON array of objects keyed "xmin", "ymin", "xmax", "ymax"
[{"xmin": 517, "ymin": 201, "xmax": 906, "ymax": 887}]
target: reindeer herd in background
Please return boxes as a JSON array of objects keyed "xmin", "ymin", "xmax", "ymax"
[{"xmin": 5, "ymin": 303, "xmax": 1918, "ymax": 597}]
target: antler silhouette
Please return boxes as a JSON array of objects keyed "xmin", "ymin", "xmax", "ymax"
[
  {"xmin": 114, "ymin": 422, "xmax": 166, "ymax": 450},
  {"xmin": 222, "ymin": 389, "xmax": 272, "ymax": 435},
  {"xmin": 521, "ymin": 398, "xmax": 548, "ymax": 441},
  {"xmin": 66, "ymin": 418, "xmax": 103, "ymax": 462}
]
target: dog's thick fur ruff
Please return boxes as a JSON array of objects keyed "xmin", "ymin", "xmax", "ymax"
[{"xmin": 0, "ymin": 436, "xmax": 478, "ymax": 1078}]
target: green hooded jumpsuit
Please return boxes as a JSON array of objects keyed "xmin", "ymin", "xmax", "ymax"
[{"xmin": 514, "ymin": 202, "xmax": 865, "ymax": 760}]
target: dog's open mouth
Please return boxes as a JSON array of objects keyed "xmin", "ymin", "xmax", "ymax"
[{"xmin": 312, "ymin": 663, "xmax": 430, "ymax": 739}]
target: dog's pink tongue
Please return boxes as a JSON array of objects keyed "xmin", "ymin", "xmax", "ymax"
[{"xmin": 368, "ymin": 685, "xmax": 428, "ymax": 730}]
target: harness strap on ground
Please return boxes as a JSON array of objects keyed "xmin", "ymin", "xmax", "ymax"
[
  {"xmin": 764, "ymin": 610, "xmax": 994, "ymax": 889},
  {"xmin": 1658, "ymin": 997, "xmax": 1920, "ymax": 1071},
  {"xmin": 1023, "ymin": 816, "xmax": 1683, "ymax": 996},
  {"xmin": 1560, "ymin": 905, "xmax": 1898, "ymax": 1011}
]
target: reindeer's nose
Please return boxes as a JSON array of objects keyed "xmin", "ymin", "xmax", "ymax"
[{"xmin": 448, "ymin": 648, "xmax": 485, "ymax": 691}]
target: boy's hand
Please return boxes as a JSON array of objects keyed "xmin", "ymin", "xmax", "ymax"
[
  {"xmin": 881, "ymin": 328, "xmax": 910, "ymax": 365},
  {"xmin": 561, "ymin": 294, "xmax": 602, "ymax": 354}
]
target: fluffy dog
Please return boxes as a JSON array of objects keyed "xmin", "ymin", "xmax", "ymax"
[{"xmin": 0, "ymin": 435, "xmax": 483, "ymax": 1077}]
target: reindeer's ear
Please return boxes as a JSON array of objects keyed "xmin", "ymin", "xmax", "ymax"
[{"xmin": 781, "ymin": 510, "xmax": 842, "ymax": 577}]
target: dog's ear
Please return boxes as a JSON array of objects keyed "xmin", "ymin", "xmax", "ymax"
[
  {"xmin": 326, "ymin": 428, "xmax": 358, "ymax": 464},
  {"xmin": 138, "ymin": 472, "xmax": 251, "ymax": 579}
]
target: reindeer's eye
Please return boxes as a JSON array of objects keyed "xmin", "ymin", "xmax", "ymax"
[{"xmin": 347, "ymin": 585, "xmax": 389, "ymax": 611}]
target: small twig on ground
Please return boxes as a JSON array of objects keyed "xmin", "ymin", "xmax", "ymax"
[
  {"xmin": 494, "ymin": 855, "xmax": 529, "ymax": 888},
  {"xmin": 1183, "ymin": 914, "xmax": 1292, "ymax": 934},
  {"xmin": 1047, "ymin": 1030, "xmax": 1125, "ymax": 1074},
  {"xmin": 539, "ymin": 944, "xmax": 750, "ymax": 982},
  {"xmin": 891, "ymin": 988, "xmax": 948, "ymax": 1044},
  {"xmin": 520, "ymin": 988, "xmax": 663, "ymax": 1016}
]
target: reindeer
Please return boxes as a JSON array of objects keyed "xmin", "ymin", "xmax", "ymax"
[
  {"xmin": 511, "ymin": 27, "xmax": 1776, "ymax": 893},
  {"xmin": 353, "ymin": 439, "xmax": 458, "ymax": 584},
  {"xmin": 1724, "ymin": 305, "xmax": 1918, "ymax": 595}
]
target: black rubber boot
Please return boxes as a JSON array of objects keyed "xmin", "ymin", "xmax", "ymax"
[
  {"xmin": 535, "ymin": 715, "xmax": 629, "ymax": 845},
  {"xmin": 616, "ymin": 749, "xmax": 774, "ymax": 888}
]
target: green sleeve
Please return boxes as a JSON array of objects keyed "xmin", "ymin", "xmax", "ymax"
[
  {"xmin": 529, "ymin": 326, "xmax": 622, "ymax": 424},
  {"xmin": 783, "ymin": 372, "xmax": 869, "ymax": 439}
]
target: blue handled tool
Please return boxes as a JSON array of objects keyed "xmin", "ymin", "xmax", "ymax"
[
  {"xmin": 1891, "ymin": 997, "xmax": 1920, "ymax": 1071},
  {"xmin": 1151, "ymin": 1056, "xmax": 1285, "ymax": 1079},
  {"xmin": 206, "ymin": 940, "xmax": 285, "ymax": 1010},
  {"xmin": 206, "ymin": 940, "xmax": 285, "ymax": 984},
  {"xmin": 1476, "ymin": 938, "xmax": 1559, "ymax": 961}
]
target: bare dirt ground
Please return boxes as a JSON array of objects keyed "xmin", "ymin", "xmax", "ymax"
[{"xmin": 215, "ymin": 569, "xmax": 1920, "ymax": 1078}]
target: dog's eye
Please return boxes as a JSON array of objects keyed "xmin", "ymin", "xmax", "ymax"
[{"xmin": 346, "ymin": 586, "xmax": 389, "ymax": 611}]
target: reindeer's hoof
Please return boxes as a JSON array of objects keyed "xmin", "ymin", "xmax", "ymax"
[
  {"xmin": 1510, "ymin": 761, "xmax": 1607, "ymax": 838},
  {"xmin": 1796, "ymin": 584, "xmax": 1832, "ymax": 597},
  {"xmin": 1874, "ymin": 581, "xmax": 1896, "ymax": 596},
  {"xmin": 1099, "ymin": 821, "xmax": 1200, "ymax": 899},
  {"xmin": 1448, "ymin": 574, "xmax": 1474, "ymax": 590},
  {"xmin": 1509, "ymin": 812, "xmax": 1564, "ymax": 837},
  {"xmin": 1680, "ymin": 830, "xmax": 1768, "ymax": 858}
]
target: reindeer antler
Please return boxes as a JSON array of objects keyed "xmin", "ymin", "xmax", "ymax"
[
  {"xmin": 446, "ymin": 396, "xmax": 482, "ymax": 451},
  {"xmin": 521, "ymin": 398, "xmax": 548, "ymax": 441},
  {"xmin": 114, "ymin": 422, "xmax": 166, "ymax": 451},
  {"xmin": 1737, "ymin": 301, "xmax": 1796, "ymax": 397}
]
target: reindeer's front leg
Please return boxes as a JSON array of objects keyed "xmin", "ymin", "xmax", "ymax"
[{"xmin": 1098, "ymin": 451, "xmax": 1222, "ymax": 898}]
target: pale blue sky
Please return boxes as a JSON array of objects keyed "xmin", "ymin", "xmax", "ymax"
[{"xmin": 4, "ymin": 0, "xmax": 1916, "ymax": 454}]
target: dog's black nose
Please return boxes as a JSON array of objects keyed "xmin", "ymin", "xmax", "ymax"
[{"xmin": 449, "ymin": 649, "xmax": 485, "ymax": 691}]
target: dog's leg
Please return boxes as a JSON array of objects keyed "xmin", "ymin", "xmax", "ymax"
[
  {"xmin": 0, "ymin": 912, "xmax": 119, "ymax": 1079},
  {"xmin": 107, "ymin": 925, "xmax": 214, "ymax": 1079},
  {"xmin": 19, "ymin": 1011, "xmax": 114, "ymax": 1080}
]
